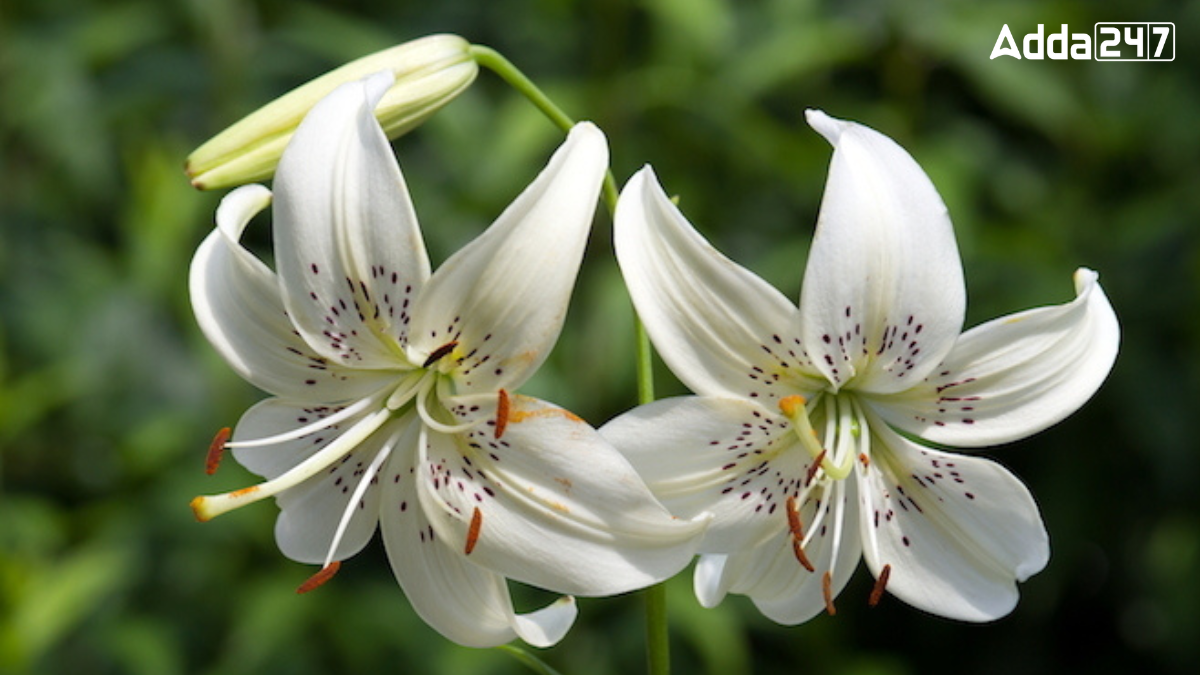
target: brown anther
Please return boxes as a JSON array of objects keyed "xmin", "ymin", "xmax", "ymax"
[
  {"xmin": 297, "ymin": 561, "xmax": 341, "ymax": 594},
  {"xmin": 785, "ymin": 496, "xmax": 815, "ymax": 571},
  {"xmin": 805, "ymin": 450, "xmax": 827, "ymax": 487},
  {"xmin": 785, "ymin": 496, "xmax": 803, "ymax": 538},
  {"xmin": 465, "ymin": 506, "xmax": 483, "ymax": 555},
  {"xmin": 869, "ymin": 564, "xmax": 892, "ymax": 607},
  {"xmin": 791, "ymin": 539, "xmax": 816, "ymax": 573},
  {"xmin": 822, "ymin": 570, "xmax": 836, "ymax": 616},
  {"xmin": 495, "ymin": 388, "xmax": 511, "ymax": 439},
  {"xmin": 423, "ymin": 341, "xmax": 459, "ymax": 368},
  {"xmin": 206, "ymin": 427, "xmax": 231, "ymax": 475},
  {"xmin": 858, "ymin": 452, "xmax": 870, "ymax": 468}
]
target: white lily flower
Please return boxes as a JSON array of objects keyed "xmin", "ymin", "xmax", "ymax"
[
  {"xmin": 603, "ymin": 110, "xmax": 1119, "ymax": 624},
  {"xmin": 189, "ymin": 71, "xmax": 706, "ymax": 648}
]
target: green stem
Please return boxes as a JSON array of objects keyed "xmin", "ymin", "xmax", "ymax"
[
  {"xmin": 496, "ymin": 645, "xmax": 567, "ymax": 675},
  {"xmin": 644, "ymin": 582, "xmax": 670, "ymax": 675},
  {"xmin": 471, "ymin": 43, "xmax": 666, "ymax": 675},
  {"xmin": 469, "ymin": 45, "xmax": 621, "ymax": 215}
]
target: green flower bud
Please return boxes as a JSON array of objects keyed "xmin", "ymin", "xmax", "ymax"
[{"xmin": 186, "ymin": 34, "xmax": 477, "ymax": 190}]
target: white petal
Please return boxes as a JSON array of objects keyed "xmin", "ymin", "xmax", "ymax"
[
  {"xmin": 615, "ymin": 166, "xmax": 824, "ymax": 402},
  {"xmin": 857, "ymin": 417, "xmax": 1049, "ymax": 621},
  {"xmin": 601, "ymin": 396, "xmax": 809, "ymax": 554},
  {"xmin": 379, "ymin": 444, "xmax": 577, "ymax": 647},
  {"xmin": 874, "ymin": 268, "xmax": 1119, "ymax": 446},
  {"xmin": 273, "ymin": 71, "xmax": 431, "ymax": 367},
  {"xmin": 693, "ymin": 554, "xmax": 732, "ymax": 608},
  {"xmin": 407, "ymin": 123, "xmax": 608, "ymax": 393},
  {"xmin": 800, "ymin": 111, "xmax": 965, "ymax": 394},
  {"xmin": 415, "ymin": 392, "xmax": 706, "ymax": 596},
  {"xmin": 190, "ymin": 186, "xmax": 396, "ymax": 401},
  {"xmin": 230, "ymin": 399, "xmax": 410, "ymax": 564}
]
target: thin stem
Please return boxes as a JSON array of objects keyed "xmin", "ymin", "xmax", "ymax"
[
  {"xmin": 635, "ymin": 320, "xmax": 655, "ymax": 405},
  {"xmin": 644, "ymin": 582, "xmax": 670, "ymax": 675},
  {"xmin": 473, "ymin": 43, "xmax": 666, "ymax": 675},
  {"xmin": 470, "ymin": 45, "xmax": 621, "ymax": 214},
  {"xmin": 496, "ymin": 644, "xmax": 567, "ymax": 675},
  {"xmin": 470, "ymin": 45, "xmax": 575, "ymax": 132}
]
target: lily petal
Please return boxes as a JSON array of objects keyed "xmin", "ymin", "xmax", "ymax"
[
  {"xmin": 601, "ymin": 395, "xmax": 807, "ymax": 553},
  {"xmin": 230, "ymin": 399, "xmax": 409, "ymax": 564},
  {"xmin": 379, "ymin": 440, "xmax": 578, "ymax": 647},
  {"xmin": 273, "ymin": 70, "xmax": 431, "ymax": 367},
  {"xmin": 615, "ymin": 166, "xmax": 823, "ymax": 402},
  {"xmin": 800, "ymin": 111, "xmax": 965, "ymax": 394},
  {"xmin": 407, "ymin": 123, "xmax": 607, "ymax": 394},
  {"xmin": 698, "ymin": 477, "xmax": 862, "ymax": 624},
  {"xmin": 858, "ymin": 417, "xmax": 1049, "ymax": 621},
  {"xmin": 190, "ymin": 185, "xmax": 398, "ymax": 401},
  {"xmin": 875, "ymin": 268, "xmax": 1119, "ymax": 447},
  {"xmin": 416, "ymin": 392, "xmax": 707, "ymax": 596}
]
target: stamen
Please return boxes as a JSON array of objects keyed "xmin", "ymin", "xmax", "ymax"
[
  {"xmin": 191, "ymin": 408, "xmax": 392, "ymax": 521},
  {"xmin": 465, "ymin": 507, "xmax": 483, "ymax": 555},
  {"xmin": 869, "ymin": 564, "xmax": 892, "ymax": 607},
  {"xmin": 495, "ymin": 389, "xmax": 511, "ymax": 439},
  {"xmin": 785, "ymin": 496, "xmax": 803, "ymax": 538},
  {"xmin": 297, "ymin": 561, "xmax": 341, "ymax": 594},
  {"xmin": 822, "ymin": 395, "xmax": 856, "ymax": 480},
  {"xmin": 226, "ymin": 394, "xmax": 379, "ymax": 449},
  {"xmin": 321, "ymin": 439, "xmax": 395, "ymax": 568},
  {"xmin": 423, "ymin": 341, "xmax": 459, "ymax": 368},
  {"xmin": 822, "ymin": 570, "xmax": 836, "ymax": 616},
  {"xmin": 804, "ymin": 450, "xmax": 827, "ymax": 487},
  {"xmin": 206, "ymin": 427, "xmax": 230, "ymax": 475},
  {"xmin": 785, "ymin": 496, "xmax": 815, "ymax": 572},
  {"xmin": 791, "ymin": 539, "xmax": 816, "ymax": 573},
  {"xmin": 858, "ymin": 453, "xmax": 870, "ymax": 468},
  {"xmin": 414, "ymin": 375, "xmax": 475, "ymax": 434},
  {"xmin": 386, "ymin": 369, "xmax": 432, "ymax": 411}
]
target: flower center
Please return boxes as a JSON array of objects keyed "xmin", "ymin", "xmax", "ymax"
[
  {"xmin": 776, "ymin": 391, "xmax": 874, "ymax": 614},
  {"xmin": 777, "ymin": 392, "xmax": 866, "ymax": 482}
]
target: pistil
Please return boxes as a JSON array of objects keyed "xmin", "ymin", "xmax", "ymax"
[
  {"xmin": 191, "ymin": 407, "xmax": 393, "ymax": 521},
  {"xmin": 778, "ymin": 394, "xmax": 854, "ymax": 480}
]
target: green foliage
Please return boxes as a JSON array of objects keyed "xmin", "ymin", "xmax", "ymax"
[{"xmin": 1, "ymin": 0, "xmax": 1197, "ymax": 673}]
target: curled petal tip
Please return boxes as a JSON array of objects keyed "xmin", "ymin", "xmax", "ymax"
[
  {"xmin": 804, "ymin": 108, "xmax": 843, "ymax": 142},
  {"xmin": 1073, "ymin": 267, "xmax": 1100, "ymax": 289}
]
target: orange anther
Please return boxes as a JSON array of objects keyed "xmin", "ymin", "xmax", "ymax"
[
  {"xmin": 206, "ymin": 427, "xmax": 231, "ymax": 475},
  {"xmin": 495, "ymin": 389, "xmax": 510, "ymax": 439},
  {"xmin": 465, "ymin": 507, "xmax": 483, "ymax": 555},
  {"xmin": 297, "ymin": 561, "xmax": 341, "ymax": 594}
]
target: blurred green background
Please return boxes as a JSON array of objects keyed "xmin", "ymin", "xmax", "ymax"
[{"xmin": 2, "ymin": 0, "xmax": 1197, "ymax": 673}]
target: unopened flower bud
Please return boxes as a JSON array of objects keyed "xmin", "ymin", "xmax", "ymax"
[{"xmin": 186, "ymin": 34, "xmax": 477, "ymax": 190}]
